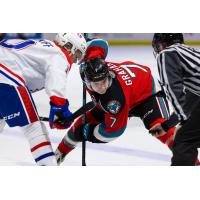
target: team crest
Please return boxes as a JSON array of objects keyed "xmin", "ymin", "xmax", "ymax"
[{"xmin": 107, "ymin": 100, "xmax": 121, "ymax": 114}]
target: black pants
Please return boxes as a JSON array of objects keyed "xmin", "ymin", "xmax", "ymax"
[
  {"xmin": 129, "ymin": 92, "xmax": 170, "ymax": 129},
  {"xmin": 171, "ymin": 100, "xmax": 200, "ymax": 166}
]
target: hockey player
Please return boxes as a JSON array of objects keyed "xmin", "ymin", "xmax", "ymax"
[
  {"xmin": 0, "ymin": 33, "xmax": 87, "ymax": 165},
  {"xmin": 55, "ymin": 39, "xmax": 178, "ymax": 165},
  {"xmin": 151, "ymin": 33, "xmax": 200, "ymax": 165}
]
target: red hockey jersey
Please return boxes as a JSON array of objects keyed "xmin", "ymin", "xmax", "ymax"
[{"xmin": 80, "ymin": 60, "xmax": 161, "ymax": 143}]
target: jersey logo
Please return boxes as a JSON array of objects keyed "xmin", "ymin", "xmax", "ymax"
[
  {"xmin": 107, "ymin": 100, "xmax": 121, "ymax": 114},
  {"xmin": 3, "ymin": 112, "xmax": 20, "ymax": 120}
]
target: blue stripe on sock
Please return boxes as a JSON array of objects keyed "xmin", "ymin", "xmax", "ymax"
[{"xmin": 35, "ymin": 152, "xmax": 55, "ymax": 162}]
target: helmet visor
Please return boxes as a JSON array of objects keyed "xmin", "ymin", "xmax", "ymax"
[{"xmin": 85, "ymin": 70, "xmax": 109, "ymax": 82}]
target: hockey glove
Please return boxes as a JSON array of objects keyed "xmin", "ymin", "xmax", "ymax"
[
  {"xmin": 74, "ymin": 123, "xmax": 93, "ymax": 141},
  {"xmin": 74, "ymin": 123, "xmax": 106, "ymax": 143},
  {"xmin": 49, "ymin": 99, "xmax": 73, "ymax": 129},
  {"xmin": 149, "ymin": 123, "xmax": 166, "ymax": 136}
]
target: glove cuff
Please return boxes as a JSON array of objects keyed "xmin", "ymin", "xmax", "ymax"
[{"xmin": 50, "ymin": 96, "xmax": 67, "ymax": 106}]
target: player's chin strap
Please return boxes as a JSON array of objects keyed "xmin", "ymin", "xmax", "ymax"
[{"xmin": 39, "ymin": 101, "xmax": 95, "ymax": 124}]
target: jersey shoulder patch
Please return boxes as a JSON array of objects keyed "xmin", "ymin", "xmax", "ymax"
[{"xmin": 107, "ymin": 100, "xmax": 121, "ymax": 114}]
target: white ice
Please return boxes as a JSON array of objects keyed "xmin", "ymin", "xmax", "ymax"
[{"xmin": 0, "ymin": 46, "xmax": 195, "ymax": 166}]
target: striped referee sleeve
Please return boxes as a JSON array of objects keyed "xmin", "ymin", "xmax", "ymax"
[{"xmin": 157, "ymin": 50, "xmax": 187, "ymax": 122}]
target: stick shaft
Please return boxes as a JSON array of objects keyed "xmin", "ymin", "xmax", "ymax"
[
  {"xmin": 39, "ymin": 101, "xmax": 94, "ymax": 122},
  {"xmin": 82, "ymin": 85, "xmax": 87, "ymax": 166}
]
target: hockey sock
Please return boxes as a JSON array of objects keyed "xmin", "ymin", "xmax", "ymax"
[
  {"xmin": 22, "ymin": 121, "xmax": 57, "ymax": 166},
  {"xmin": 155, "ymin": 127, "xmax": 175, "ymax": 149}
]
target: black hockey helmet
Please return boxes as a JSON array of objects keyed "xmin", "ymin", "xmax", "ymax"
[
  {"xmin": 152, "ymin": 33, "xmax": 184, "ymax": 53},
  {"xmin": 83, "ymin": 58, "xmax": 109, "ymax": 82}
]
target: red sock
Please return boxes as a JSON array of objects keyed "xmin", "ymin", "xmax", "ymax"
[
  {"xmin": 58, "ymin": 140, "xmax": 74, "ymax": 155},
  {"xmin": 156, "ymin": 127, "xmax": 176, "ymax": 149}
]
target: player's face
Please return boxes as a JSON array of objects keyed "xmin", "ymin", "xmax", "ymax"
[
  {"xmin": 153, "ymin": 43, "xmax": 166, "ymax": 58},
  {"xmin": 158, "ymin": 44, "xmax": 166, "ymax": 52},
  {"xmin": 63, "ymin": 43, "xmax": 83, "ymax": 63},
  {"xmin": 90, "ymin": 77, "xmax": 110, "ymax": 94},
  {"xmin": 155, "ymin": 43, "xmax": 167, "ymax": 53},
  {"xmin": 71, "ymin": 49, "xmax": 83, "ymax": 63}
]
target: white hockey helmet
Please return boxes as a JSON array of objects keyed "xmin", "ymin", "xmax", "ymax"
[{"xmin": 55, "ymin": 33, "xmax": 87, "ymax": 60}]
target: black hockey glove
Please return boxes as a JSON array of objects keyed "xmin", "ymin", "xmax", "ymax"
[
  {"xmin": 74, "ymin": 123, "xmax": 106, "ymax": 143},
  {"xmin": 161, "ymin": 112, "xmax": 179, "ymax": 132}
]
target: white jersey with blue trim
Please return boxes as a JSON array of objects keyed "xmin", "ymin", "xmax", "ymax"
[{"xmin": 0, "ymin": 39, "xmax": 71, "ymax": 99}]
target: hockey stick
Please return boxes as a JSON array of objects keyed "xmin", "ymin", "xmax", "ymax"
[
  {"xmin": 82, "ymin": 33, "xmax": 89, "ymax": 166},
  {"xmin": 82, "ymin": 84, "xmax": 87, "ymax": 166},
  {"xmin": 39, "ymin": 101, "xmax": 94, "ymax": 123}
]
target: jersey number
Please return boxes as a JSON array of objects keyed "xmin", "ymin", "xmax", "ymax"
[
  {"xmin": 110, "ymin": 117, "xmax": 117, "ymax": 127},
  {"xmin": 120, "ymin": 64, "xmax": 148, "ymax": 78},
  {"xmin": 0, "ymin": 40, "xmax": 36, "ymax": 50}
]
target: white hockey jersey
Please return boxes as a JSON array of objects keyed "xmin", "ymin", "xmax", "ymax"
[{"xmin": 0, "ymin": 39, "xmax": 72, "ymax": 100}]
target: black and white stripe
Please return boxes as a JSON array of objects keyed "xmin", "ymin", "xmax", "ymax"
[{"xmin": 157, "ymin": 43, "xmax": 200, "ymax": 121}]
